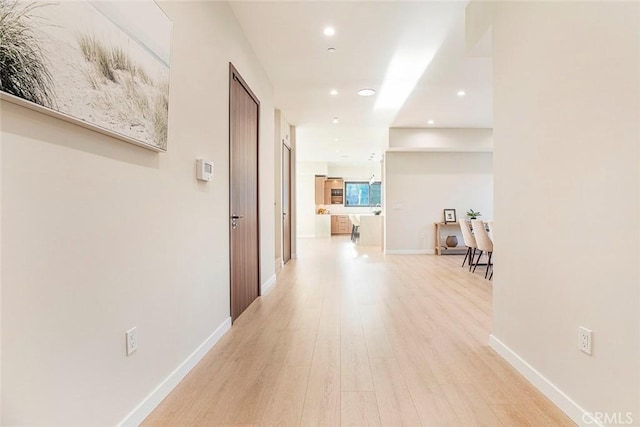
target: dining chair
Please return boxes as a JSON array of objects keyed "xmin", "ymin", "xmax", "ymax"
[
  {"xmin": 349, "ymin": 215, "xmax": 360, "ymax": 242},
  {"xmin": 472, "ymin": 219, "xmax": 493, "ymax": 279},
  {"xmin": 459, "ymin": 219, "xmax": 477, "ymax": 270},
  {"xmin": 486, "ymin": 221, "xmax": 494, "ymax": 280}
]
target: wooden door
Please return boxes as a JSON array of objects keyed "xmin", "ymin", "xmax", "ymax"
[
  {"xmin": 229, "ymin": 64, "xmax": 260, "ymax": 322},
  {"xmin": 282, "ymin": 144, "xmax": 292, "ymax": 264}
]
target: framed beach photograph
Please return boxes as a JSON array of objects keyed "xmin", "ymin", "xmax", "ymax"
[
  {"xmin": 444, "ymin": 209, "xmax": 457, "ymax": 224},
  {"xmin": 0, "ymin": 0, "xmax": 172, "ymax": 151}
]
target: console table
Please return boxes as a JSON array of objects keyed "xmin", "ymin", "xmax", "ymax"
[{"xmin": 434, "ymin": 222, "xmax": 467, "ymax": 255}]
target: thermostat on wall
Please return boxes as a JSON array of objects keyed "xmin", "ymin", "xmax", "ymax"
[{"xmin": 196, "ymin": 159, "xmax": 213, "ymax": 182}]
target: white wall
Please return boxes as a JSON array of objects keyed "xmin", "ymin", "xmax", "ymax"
[
  {"xmin": 289, "ymin": 125, "xmax": 297, "ymax": 258},
  {"xmin": 384, "ymin": 152, "xmax": 493, "ymax": 253},
  {"xmin": 491, "ymin": 2, "xmax": 639, "ymax": 423},
  {"xmin": 0, "ymin": 2, "xmax": 275, "ymax": 425},
  {"xmin": 0, "ymin": 105, "xmax": 2, "ymax": 415},
  {"xmin": 327, "ymin": 163, "xmax": 382, "ymax": 181},
  {"xmin": 296, "ymin": 162, "xmax": 327, "ymax": 237},
  {"xmin": 388, "ymin": 128, "xmax": 492, "ymax": 152}
]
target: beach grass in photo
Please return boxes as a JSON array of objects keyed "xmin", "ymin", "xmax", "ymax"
[
  {"xmin": 77, "ymin": 34, "xmax": 116, "ymax": 82},
  {"xmin": 76, "ymin": 31, "xmax": 170, "ymax": 148},
  {"xmin": 0, "ymin": 1, "xmax": 56, "ymax": 107},
  {"xmin": 152, "ymin": 92, "xmax": 168, "ymax": 149},
  {"xmin": 110, "ymin": 46, "xmax": 133, "ymax": 72}
]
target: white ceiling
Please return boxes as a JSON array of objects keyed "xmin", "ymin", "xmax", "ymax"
[{"xmin": 230, "ymin": 1, "xmax": 492, "ymax": 164}]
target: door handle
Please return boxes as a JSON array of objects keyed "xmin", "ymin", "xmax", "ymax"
[{"xmin": 231, "ymin": 214, "xmax": 243, "ymax": 229}]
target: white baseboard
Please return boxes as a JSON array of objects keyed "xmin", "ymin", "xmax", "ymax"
[
  {"xmin": 262, "ymin": 273, "xmax": 277, "ymax": 295},
  {"xmin": 384, "ymin": 249, "xmax": 435, "ymax": 255},
  {"xmin": 291, "ymin": 253, "xmax": 297, "ymax": 259},
  {"xmin": 118, "ymin": 317, "xmax": 232, "ymax": 427},
  {"xmin": 275, "ymin": 258, "xmax": 283, "ymax": 273},
  {"xmin": 297, "ymin": 235, "xmax": 315, "ymax": 238},
  {"xmin": 489, "ymin": 335, "xmax": 599, "ymax": 427}
]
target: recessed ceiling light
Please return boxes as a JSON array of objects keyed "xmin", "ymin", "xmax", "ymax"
[
  {"xmin": 332, "ymin": 117, "xmax": 339, "ymax": 124},
  {"xmin": 334, "ymin": 138, "xmax": 339, "ymax": 141},
  {"xmin": 330, "ymin": 89, "xmax": 338, "ymax": 96},
  {"xmin": 327, "ymin": 47, "xmax": 336, "ymax": 53},
  {"xmin": 457, "ymin": 90, "xmax": 466, "ymax": 97},
  {"xmin": 357, "ymin": 88, "xmax": 376, "ymax": 97},
  {"xmin": 323, "ymin": 27, "xmax": 335, "ymax": 36},
  {"xmin": 427, "ymin": 119, "xmax": 434, "ymax": 125}
]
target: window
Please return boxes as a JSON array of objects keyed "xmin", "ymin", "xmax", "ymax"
[{"xmin": 345, "ymin": 181, "xmax": 382, "ymax": 207}]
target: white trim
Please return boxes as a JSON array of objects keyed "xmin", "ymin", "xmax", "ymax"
[
  {"xmin": 385, "ymin": 146, "xmax": 492, "ymax": 153},
  {"xmin": 384, "ymin": 249, "xmax": 435, "ymax": 255},
  {"xmin": 262, "ymin": 273, "xmax": 277, "ymax": 295},
  {"xmin": 118, "ymin": 317, "xmax": 232, "ymax": 427},
  {"xmin": 292, "ymin": 253, "xmax": 297, "ymax": 259},
  {"xmin": 489, "ymin": 335, "xmax": 601, "ymax": 427},
  {"xmin": 296, "ymin": 234, "xmax": 315, "ymax": 238}
]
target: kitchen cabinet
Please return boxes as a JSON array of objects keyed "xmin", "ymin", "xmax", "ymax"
[
  {"xmin": 324, "ymin": 178, "xmax": 344, "ymax": 205},
  {"xmin": 331, "ymin": 215, "xmax": 351, "ymax": 235},
  {"xmin": 314, "ymin": 175, "xmax": 326, "ymax": 205}
]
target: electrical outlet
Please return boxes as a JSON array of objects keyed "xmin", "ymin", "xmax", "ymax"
[
  {"xmin": 579, "ymin": 327, "xmax": 592, "ymax": 355},
  {"xmin": 126, "ymin": 327, "xmax": 138, "ymax": 356}
]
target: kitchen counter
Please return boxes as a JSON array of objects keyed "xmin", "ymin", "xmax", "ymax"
[
  {"xmin": 357, "ymin": 215, "xmax": 383, "ymax": 246},
  {"xmin": 314, "ymin": 213, "xmax": 383, "ymax": 244},
  {"xmin": 315, "ymin": 214, "xmax": 331, "ymax": 237}
]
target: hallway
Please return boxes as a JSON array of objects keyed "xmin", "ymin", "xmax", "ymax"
[{"xmin": 144, "ymin": 237, "xmax": 573, "ymax": 426}]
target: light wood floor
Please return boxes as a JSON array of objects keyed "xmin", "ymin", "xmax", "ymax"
[{"xmin": 143, "ymin": 237, "xmax": 574, "ymax": 426}]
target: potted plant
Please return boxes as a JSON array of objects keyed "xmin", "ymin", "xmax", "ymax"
[{"xmin": 467, "ymin": 209, "xmax": 481, "ymax": 220}]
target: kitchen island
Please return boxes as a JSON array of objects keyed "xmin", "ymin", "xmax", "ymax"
[{"xmin": 357, "ymin": 214, "xmax": 383, "ymax": 247}]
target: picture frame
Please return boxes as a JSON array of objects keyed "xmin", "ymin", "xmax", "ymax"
[
  {"xmin": 444, "ymin": 209, "xmax": 457, "ymax": 224},
  {"xmin": 0, "ymin": 0, "xmax": 172, "ymax": 152}
]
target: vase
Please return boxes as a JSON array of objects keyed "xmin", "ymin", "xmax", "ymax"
[{"xmin": 445, "ymin": 235, "xmax": 458, "ymax": 247}]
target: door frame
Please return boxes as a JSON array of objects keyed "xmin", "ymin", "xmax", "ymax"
[
  {"xmin": 282, "ymin": 141, "xmax": 292, "ymax": 264},
  {"xmin": 229, "ymin": 62, "xmax": 261, "ymax": 322}
]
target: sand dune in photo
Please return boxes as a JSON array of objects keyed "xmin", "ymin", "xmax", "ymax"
[{"xmin": 74, "ymin": 33, "xmax": 169, "ymax": 148}]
